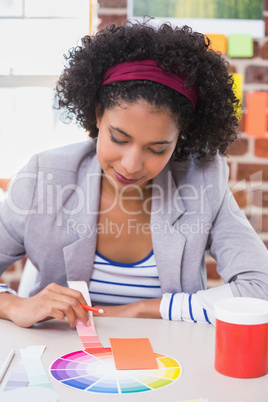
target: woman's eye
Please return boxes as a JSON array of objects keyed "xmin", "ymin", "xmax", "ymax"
[
  {"xmin": 149, "ymin": 148, "xmax": 167, "ymax": 155},
  {"xmin": 110, "ymin": 134, "xmax": 127, "ymax": 145}
]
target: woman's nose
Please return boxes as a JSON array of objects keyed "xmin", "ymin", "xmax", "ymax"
[{"xmin": 121, "ymin": 147, "xmax": 143, "ymax": 174}]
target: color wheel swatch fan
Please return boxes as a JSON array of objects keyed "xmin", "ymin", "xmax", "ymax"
[{"xmin": 49, "ymin": 281, "xmax": 182, "ymax": 394}]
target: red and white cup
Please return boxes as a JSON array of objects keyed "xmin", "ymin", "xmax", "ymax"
[{"xmin": 214, "ymin": 297, "xmax": 268, "ymax": 378}]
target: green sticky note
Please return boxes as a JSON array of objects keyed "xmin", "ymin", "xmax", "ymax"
[{"xmin": 227, "ymin": 34, "xmax": 253, "ymax": 58}]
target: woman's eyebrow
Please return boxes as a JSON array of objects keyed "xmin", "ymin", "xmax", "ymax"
[
  {"xmin": 110, "ymin": 125, "xmax": 173, "ymax": 145},
  {"xmin": 111, "ymin": 125, "xmax": 132, "ymax": 138}
]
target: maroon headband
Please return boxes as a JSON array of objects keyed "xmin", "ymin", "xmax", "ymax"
[{"xmin": 102, "ymin": 59, "xmax": 197, "ymax": 108}]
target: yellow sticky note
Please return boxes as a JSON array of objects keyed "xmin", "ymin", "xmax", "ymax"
[
  {"xmin": 206, "ymin": 33, "xmax": 227, "ymax": 54},
  {"xmin": 232, "ymin": 73, "xmax": 244, "ymax": 120}
]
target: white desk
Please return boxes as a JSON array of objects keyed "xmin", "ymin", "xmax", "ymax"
[{"xmin": 0, "ymin": 317, "xmax": 267, "ymax": 402}]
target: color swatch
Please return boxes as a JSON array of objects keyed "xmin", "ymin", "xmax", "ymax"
[
  {"xmin": 50, "ymin": 349, "xmax": 181, "ymax": 394},
  {"xmin": 76, "ymin": 319, "xmax": 109, "ymax": 354},
  {"xmin": 3, "ymin": 360, "xmax": 29, "ymax": 391},
  {"xmin": 20, "ymin": 346, "xmax": 51, "ymax": 389},
  {"xmin": 110, "ymin": 338, "xmax": 158, "ymax": 370},
  {"xmin": 61, "ymin": 281, "xmax": 182, "ymax": 394},
  {"xmin": 245, "ymin": 92, "xmax": 268, "ymax": 138},
  {"xmin": 3, "ymin": 345, "xmax": 48, "ymax": 392},
  {"xmin": 67, "ymin": 281, "xmax": 108, "ymax": 354},
  {"xmin": 232, "ymin": 73, "xmax": 244, "ymax": 120},
  {"xmin": 227, "ymin": 34, "xmax": 253, "ymax": 58},
  {"xmin": 206, "ymin": 33, "xmax": 227, "ymax": 54}
]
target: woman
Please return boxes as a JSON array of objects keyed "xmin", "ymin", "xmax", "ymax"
[{"xmin": 0, "ymin": 22, "xmax": 267, "ymax": 328}]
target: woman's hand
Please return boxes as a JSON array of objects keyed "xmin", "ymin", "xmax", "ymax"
[
  {"xmin": 1, "ymin": 283, "xmax": 90, "ymax": 328},
  {"xmin": 94, "ymin": 298, "xmax": 162, "ymax": 319}
]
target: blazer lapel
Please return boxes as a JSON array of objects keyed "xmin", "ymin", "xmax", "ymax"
[
  {"xmin": 63, "ymin": 237, "xmax": 96, "ymax": 283},
  {"xmin": 64, "ymin": 153, "xmax": 102, "ymax": 284},
  {"xmin": 151, "ymin": 163, "xmax": 186, "ymax": 293}
]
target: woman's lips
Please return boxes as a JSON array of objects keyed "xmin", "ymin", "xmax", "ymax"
[{"xmin": 113, "ymin": 169, "xmax": 140, "ymax": 184}]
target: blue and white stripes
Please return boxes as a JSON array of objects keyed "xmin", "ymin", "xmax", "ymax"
[
  {"xmin": 89, "ymin": 250, "xmax": 234, "ymax": 324},
  {"xmin": 89, "ymin": 251, "xmax": 162, "ymax": 305},
  {"xmin": 0, "ymin": 283, "xmax": 16, "ymax": 295},
  {"xmin": 160, "ymin": 292, "xmax": 212, "ymax": 323},
  {"xmin": 160, "ymin": 284, "xmax": 234, "ymax": 325}
]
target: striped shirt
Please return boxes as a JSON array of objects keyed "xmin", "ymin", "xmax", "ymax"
[
  {"xmin": 89, "ymin": 250, "xmax": 162, "ymax": 305},
  {"xmin": 0, "ymin": 283, "xmax": 16, "ymax": 295}
]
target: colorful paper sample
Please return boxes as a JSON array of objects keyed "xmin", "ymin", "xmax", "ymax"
[
  {"xmin": 53, "ymin": 281, "xmax": 181, "ymax": 394},
  {"xmin": 67, "ymin": 281, "xmax": 108, "ymax": 354},
  {"xmin": 245, "ymin": 92, "xmax": 268, "ymax": 138},
  {"xmin": 0, "ymin": 349, "xmax": 15, "ymax": 383},
  {"xmin": 227, "ymin": 34, "xmax": 253, "ymax": 58},
  {"xmin": 3, "ymin": 346, "xmax": 48, "ymax": 392},
  {"xmin": 232, "ymin": 73, "xmax": 244, "ymax": 120},
  {"xmin": 19, "ymin": 346, "xmax": 51, "ymax": 389},
  {"xmin": 3, "ymin": 360, "xmax": 29, "ymax": 391},
  {"xmin": 52, "ymin": 281, "xmax": 183, "ymax": 394},
  {"xmin": 75, "ymin": 319, "xmax": 109, "ymax": 354},
  {"xmin": 110, "ymin": 338, "xmax": 158, "ymax": 370},
  {"xmin": 50, "ymin": 349, "xmax": 181, "ymax": 394},
  {"xmin": 206, "ymin": 34, "xmax": 227, "ymax": 54}
]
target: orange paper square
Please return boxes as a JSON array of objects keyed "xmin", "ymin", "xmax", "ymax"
[
  {"xmin": 206, "ymin": 34, "xmax": 227, "ymax": 54},
  {"xmin": 110, "ymin": 338, "xmax": 158, "ymax": 370},
  {"xmin": 245, "ymin": 92, "xmax": 268, "ymax": 138}
]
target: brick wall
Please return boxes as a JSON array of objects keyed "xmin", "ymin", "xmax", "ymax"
[
  {"xmin": 1, "ymin": 1, "xmax": 268, "ymax": 291},
  {"xmin": 97, "ymin": 0, "xmax": 127, "ymax": 29},
  {"xmin": 207, "ymin": 2, "xmax": 268, "ymax": 285},
  {"xmin": 97, "ymin": 0, "xmax": 268, "ymax": 287}
]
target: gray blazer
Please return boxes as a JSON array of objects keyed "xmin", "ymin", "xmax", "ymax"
[{"xmin": 0, "ymin": 140, "xmax": 267, "ymax": 308}]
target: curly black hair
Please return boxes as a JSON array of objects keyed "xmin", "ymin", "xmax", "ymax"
[{"xmin": 55, "ymin": 21, "xmax": 240, "ymax": 162}]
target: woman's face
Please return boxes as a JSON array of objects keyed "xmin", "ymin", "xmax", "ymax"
[{"xmin": 96, "ymin": 100, "xmax": 179, "ymax": 194}]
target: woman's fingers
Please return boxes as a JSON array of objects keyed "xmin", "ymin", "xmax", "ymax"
[
  {"xmin": 39, "ymin": 284, "xmax": 90, "ymax": 326},
  {"xmin": 8, "ymin": 283, "xmax": 90, "ymax": 328},
  {"xmin": 44, "ymin": 301, "xmax": 78, "ymax": 327},
  {"xmin": 44, "ymin": 283, "xmax": 88, "ymax": 305}
]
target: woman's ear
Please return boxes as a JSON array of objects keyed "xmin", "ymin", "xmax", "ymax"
[{"xmin": 95, "ymin": 105, "xmax": 101, "ymax": 129}]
